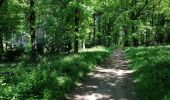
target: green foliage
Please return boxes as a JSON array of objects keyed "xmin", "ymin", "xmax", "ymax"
[
  {"xmin": 1, "ymin": 0, "xmax": 170, "ymax": 98},
  {"xmin": 0, "ymin": 46, "xmax": 112, "ymax": 99},
  {"xmin": 125, "ymin": 46, "xmax": 170, "ymax": 100},
  {"xmin": 1, "ymin": 0, "xmax": 170, "ymax": 56}
]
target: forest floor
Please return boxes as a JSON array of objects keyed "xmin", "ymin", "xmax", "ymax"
[{"xmin": 66, "ymin": 49, "xmax": 138, "ymax": 100}]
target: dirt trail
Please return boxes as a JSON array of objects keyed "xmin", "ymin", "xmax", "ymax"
[{"xmin": 66, "ymin": 49, "xmax": 138, "ymax": 100}]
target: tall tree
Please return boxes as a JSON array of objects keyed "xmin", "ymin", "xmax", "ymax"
[
  {"xmin": 92, "ymin": 13, "xmax": 96, "ymax": 46},
  {"xmin": 74, "ymin": 7, "xmax": 79, "ymax": 53},
  {"xmin": 29, "ymin": 0, "xmax": 36, "ymax": 61},
  {"xmin": 0, "ymin": 0, "xmax": 5, "ymax": 61}
]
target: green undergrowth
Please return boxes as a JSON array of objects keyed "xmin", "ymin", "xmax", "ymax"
[
  {"xmin": 0, "ymin": 46, "xmax": 112, "ymax": 100},
  {"xmin": 125, "ymin": 46, "xmax": 170, "ymax": 100}
]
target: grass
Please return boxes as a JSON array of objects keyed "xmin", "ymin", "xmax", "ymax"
[
  {"xmin": 125, "ymin": 46, "xmax": 170, "ymax": 100},
  {"xmin": 0, "ymin": 46, "xmax": 112, "ymax": 100}
]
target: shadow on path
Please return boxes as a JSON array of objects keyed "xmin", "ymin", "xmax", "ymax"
[{"xmin": 65, "ymin": 49, "xmax": 138, "ymax": 100}]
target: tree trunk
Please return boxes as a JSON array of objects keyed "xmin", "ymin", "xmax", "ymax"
[
  {"xmin": 0, "ymin": 34, "xmax": 3, "ymax": 61},
  {"xmin": 93, "ymin": 14, "xmax": 96, "ymax": 46},
  {"xmin": 30, "ymin": 0, "xmax": 36, "ymax": 61},
  {"xmin": 167, "ymin": 33, "xmax": 170, "ymax": 44},
  {"xmin": 123, "ymin": 2, "xmax": 129, "ymax": 47},
  {"xmin": 82, "ymin": 39, "xmax": 86, "ymax": 50},
  {"xmin": 5, "ymin": 38, "xmax": 7, "ymax": 52},
  {"xmin": 74, "ymin": 8, "xmax": 79, "ymax": 53},
  {"xmin": 0, "ymin": 0, "xmax": 4, "ymax": 7},
  {"xmin": 0, "ymin": 0, "xmax": 4, "ymax": 61},
  {"xmin": 107, "ymin": 22, "xmax": 112, "ymax": 47},
  {"xmin": 104, "ymin": 20, "xmax": 107, "ymax": 46},
  {"xmin": 132, "ymin": 24, "xmax": 138, "ymax": 46},
  {"xmin": 67, "ymin": 31, "xmax": 72, "ymax": 53},
  {"xmin": 131, "ymin": 0, "xmax": 138, "ymax": 46},
  {"xmin": 124, "ymin": 26, "xmax": 129, "ymax": 47},
  {"xmin": 145, "ymin": 29, "xmax": 150, "ymax": 46}
]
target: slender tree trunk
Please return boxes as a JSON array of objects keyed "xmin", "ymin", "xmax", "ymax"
[
  {"xmin": 104, "ymin": 20, "xmax": 107, "ymax": 46},
  {"xmin": 82, "ymin": 39, "xmax": 86, "ymax": 50},
  {"xmin": 30, "ymin": 0, "xmax": 36, "ymax": 61},
  {"xmin": 5, "ymin": 37, "xmax": 7, "ymax": 52},
  {"xmin": 0, "ymin": 34, "xmax": 3, "ymax": 61},
  {"xmin": 132, "ymin": 24, "xmax": 135, "ymax": 46},
  {"xmin": 68, "ymin": 41, "xmax": 72, "ymax": 53},
  {"xmin": 123, "ymin": 14, "xmax": 129, "ymax": 47},
  {"xmin": 36, "ymin": 27, "xmax": 44, "ymax": 55},
  {"xmin": 107, "ymin": 34, "xmax": 111, "ymax": 47},
  {"xmin": 145, "ymin": 0, "xmax": 149, "ymax": 46},
  {"xmin": 67, "ymin": 30, "xmax": 72, "ymax": 53},
  {"xmin": 131, "ymin": 0, "xmax": 137, "ymax": 46},
  {"xmin": 151, "ymin": 0, "xmax": 154, "ymax": 27},
  {"xmin": 93, "ymin": 14, "xmax": 96, "ymax": 46},
  {"xmin": 0, "ymin": 0, "xmax": 5, "ymax": 61},
  {"xmin": 74, "ymin": 8, "xmax": 79, "ymax": 53},
  {"xmin": 167, "ymin": 32, "xmax": 170, "ymax": 44},
  {"xmin": 151, "ymin": 0, "xmax": 156, "ymax": 45},
  {"xmin": 145, "ymin": 29, "xmax": 150, "ymax": 46},
  {"xmin": 124, "ymin": 26, "xmax": 129, "ymax": 47},
  {"xmin": 74, "ymin": 36, "xmax": 78, "ymax": 53},
  {"xmin": 123, "ymin": 1, "xmax": 129, "ymax": 47},
  {"xmin": 132, "ymin": 23, "xmax": 138, "ymax": 46},
  {"xmin": 107, "ymin": 22, "xmax": 112, "ymax": 47}
]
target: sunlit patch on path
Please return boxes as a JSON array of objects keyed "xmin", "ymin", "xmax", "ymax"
[{"xmin": 66, "ymin": 49, "xmax": 138, "ymax": 100}]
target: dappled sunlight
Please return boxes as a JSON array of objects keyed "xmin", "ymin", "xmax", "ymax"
[
  {"xmin": 125, "ymin": 46, "xmax": 170, "ymax": 100},
  {"xmin": 62, "ymin": 55, "xmax": 83, "ymax": 62},
  {"xmin": 66, "ymin": 50, "xmax": 138, "ymax": 100},
  {"xmin": 80, "ymin": 46, "xmax": 109, "ymax": 52},
  {"xmin": 1, "ymin": 0, "xmax": 170, "ymax": 99},
  {"xmin": 73, "ymin": 93, "xmax": 112, "ymax": 100},
  {"xmin": 0, "ymin": 46, "xmax": 111, "ymax": 99}
]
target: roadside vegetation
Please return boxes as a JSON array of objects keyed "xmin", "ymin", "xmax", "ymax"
[
  {"xmin": 1, "ymin": 0, "xmax": 170, "ymax": 99},
  {"xmin": 125, "ymin": 46, "xmax": 170, "ymax": 100},
  {"xmin": 0, "ymin": 46, "xmax": 112, "ymax": 99}
]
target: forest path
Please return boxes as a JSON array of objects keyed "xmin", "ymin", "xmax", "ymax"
[{"xmin": 66, "ymin": 49, "xmax": 138, "ymax": 100}]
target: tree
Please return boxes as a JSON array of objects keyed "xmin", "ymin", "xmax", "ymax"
[
  {"xmin": 29, "ymin": 0, "xmax": 36, "ymax": 61},
  {"xmin": 74, "ymin": 7, "xmax": 79, "ymax": 53},
  {"xmin": 0, "ymin": 0, "xmax": 6, "ymax": 61}
]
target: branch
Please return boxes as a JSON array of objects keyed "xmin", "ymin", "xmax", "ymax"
[
  {"xmin": 153, "ymin": 0, "xmax": 162, "ymax": 7},
  {"xmin": 134, "ymin": 0, "xmax": 148, "ymax": 19},
  {"xmin": 134, "ymin": 0, "xmax": 162, "ymax": 19}
]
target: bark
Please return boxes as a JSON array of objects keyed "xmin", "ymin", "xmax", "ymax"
[
  {"xmin": 82, "ymin": 39, "xmax": 86, "ymax": 50},
  {"xmin": 0, "ymin": 0, "xmax": 4, "ymax": 61},
  {"xmin": 151, "ymin": 0, "xmax": 155, "ymax": 27},
  {"xmin": 155, "ymin": 0, "xmax": 165, "ymax": 44},
  {"xmin": 0, "ymin": 34, "xmax": 3, "ymax": 61},
  {"xmin": 132, "ymin": 24, "xmax": 138, "ymax": 47},
  {"xmin": 107, "ymin": 22, "xmax": 112, "ymax": 47},
  {"xmin": 123, "ymin": 26, "xmax": 129, "ymax": 47},
  {"xmin": 123, "ymin": 11, "xmax": 129, "ymax": 47},
  {"xmin": 104, "ymin": 20, "xmax": 107, "ymax": 46},
  {"xmin": 37, "ymin": 27, "xmax": 45, "ymax": 54},
  {"xmin": 93, "ymin": 14, "xmax": 96, "ymax": 46},
  {"xmin": 145, "ymin": 29, "xmax": 150, "ymax": 46},
  {"xmin": 157, "ymin": 15, "xmax": 166, "ymax": 44},
  {"xmin": 167, "ymin": 33, "xmax": 170, "ymax": 44},
  {"xmin": 74, "ymin": 8, "xmax": 79, "ymax": 53},
  {"xmin": 30, "ymin": 0, "xmax": 36, "ymax": 61},
  {"xmin": 67, "ymin": 31, "xmax": 72, "ymax": 53}
]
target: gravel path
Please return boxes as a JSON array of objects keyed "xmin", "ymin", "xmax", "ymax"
[{"xmin": 66, "ymin": 49, "xmax": 138, "ymax": 100}]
